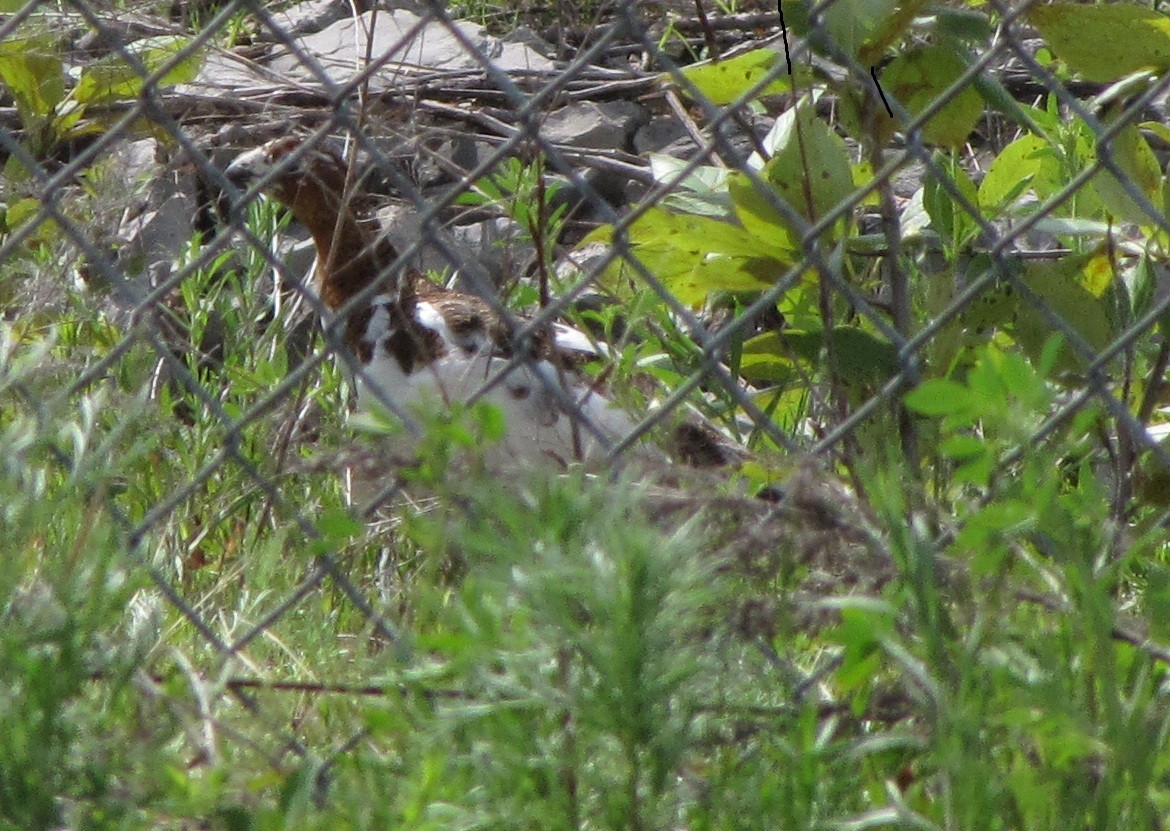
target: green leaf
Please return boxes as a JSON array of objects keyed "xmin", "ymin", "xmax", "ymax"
[
  {"xmin": 904, "ymin": 378, "xmax": 973, "ymax": 417},
  {"xmin": 4, "ymin": 196, "xmax": 57, "ymax": 246},
  {"xmin": 831, "ymin": 605, "xmax": 893, "ymax": 695},
  {"xmin": 924, "ymin": 157, "xmax": 980, "ymax": 245},
  {"xmin": 742, "ymin": 327, "xmax": 899, "ymax": 387},
  {"xmin": 648, "ymin": 154, "xmax": 731, "ymax": 217},
  {"xmin": 317, "ymin": 507, "xmax": 361, "ymax": 543},
  {"xmin": 735, "ymin": 96, "xmax": 853, "ymax": 235},
  {"xmin": 472, "ymin": 401, "xmax": 506, "ymax": 443},
  {"xmin": 637, "ymin": 245, "xmax": 778, "ymax": 304},
  {"xmin": 1141, "ymin": 120, "xmax": 1170, "ymax": 147},
  {"xmin": 954, "ymin": 500, "xmax": 1035, "ymax": 575},
  {"xmin": 978, "ymin": 134, "xmax": 1062, "ymax": 210},
  {"xmin": 779, "ymin": 0, "xmax": 903, "ymax": 62},
  {"xmin": 1138, "ymin": 450, "xmax": 1170, "ymax": 509},
  {"xmin": 737, "ymin": 341, "xmax": 800, "ymax": 384},
  {"xmin": 935, "ymin": 6, "xmax": 995, "ymax": 43},
  {"xmin": 1028, "ymin": 2, "xmax": 1170, "ymax": 83},
  {"xmin": 1014, "ymin": 247, "xmax": 1118, "ymax": 371},
  {"xmin": 627, "ymin": 206, "xmax": 788, "ymax": 260},
  {"xmin": 857, "ymin": 0, "xmax": 932, "ymax": 63},
  {"xmin": 1090, "ymin": 122, "xmax": 1164, "ymax": 226},
  {"xmin": 727, "ymin": 173, "xmax": 803, "ymax": 254},
  {"xmin": 673, "ymin": 48, "xmax": 793, "ymax": 106},
  {"xmin": 0, "ymin": 35, "xmax": 66, "ymax": 119},
  {"xmin": 953, "ymin": 448, "xmax": 994, "ymax": 489},
  {"xmin": 611, "ymin": 207, "xmax": 794, "ymax": 303},
  {"xmin": 74, "ymin": 35, "xmax": 203, "ymax": 104},
  {"xmin": 310, "ymin": 507, "xmax": 362, "ymax": 556},
  {"xmin": 938, "ymin": 434, "xmax": 987, "ymax": 461},
  {"xmin": 880, "ymin": 46, "xmax": 985, "ymax": 148},
  {"xmin": 5, "ymin": 197, "xmax": 44, "ymax": 230}
]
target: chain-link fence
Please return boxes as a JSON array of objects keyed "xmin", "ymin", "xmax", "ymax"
[{"xmin": 5, "ymin": 0, "xmax": 1170, "ymax": 820}]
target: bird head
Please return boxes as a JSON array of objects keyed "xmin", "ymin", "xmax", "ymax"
[
  {"xmin": 225, "ymin": 137, "xmax": 351, "ymax": 216},
  {"xmin": 226, "ymin": 136, "xmax": 400, "ymax": 311}
]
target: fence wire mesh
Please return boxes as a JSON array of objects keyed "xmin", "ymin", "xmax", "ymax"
[{"xmin": 6, "ymin": 0, "xmax": 1170, "ymax": 816}]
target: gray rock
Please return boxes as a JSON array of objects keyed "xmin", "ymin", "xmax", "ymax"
[
  {"xmin": 276, "ymin": 234, "xmax": 319, "ymax": 294},
  {"xmin": 543, "ymin": 100, "xmax": 649, "ymax": 151},
  {"xmin": 890, "ymin": 158, "xmax": 926, "ymax": 201},
  {"xmin": 113, "ymin": 139, "xmax": 198, "ymax": 289},
  {"xmin": 261, "ymin": 0, "xmax": 380, "ymax": 40},
  {"xmin": 452, "ymin": 216, "xmax": 534, "ymax": 288},
  {"xmin": 375, "ymin": 203, "xmax": 532, "ymax": 290},
  {"xmin": 633, "ymin": 117, "xmax": 693, "ymax": 155},
  {"xmin": 657, "ymin": 134, "xmax": 707, "ymax": 161},
  {"xmin": 499, "ymin": 24, "xmax": 556, "ymax": 59},
  {"xmin": 178, "ymin": 50, "xmax": 279, "ymax": 98},
  {"xmin": 268, "ymin": 9, "xmax": 554, "ymax": 92}
]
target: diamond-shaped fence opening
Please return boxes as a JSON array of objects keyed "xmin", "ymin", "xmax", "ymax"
[{"xmin": 5, "ymin": 0, "xmax": 1170, "ymax": 822}]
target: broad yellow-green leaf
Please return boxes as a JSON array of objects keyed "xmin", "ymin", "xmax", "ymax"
[
  {"xmin": 626, "ymin": 207, "xmax": 786, "ymax": 260},
  {"xmin": 5, "ymin": 197, "xmax": 45, "ymax": 230},
  {"xmin": 763, "ymin": 99, "xmax": 854, "ymax": 223},
  {"xmin": 598, "ymin": 208, "xmax": 796, "ymax": 304},
  {"xmin": 0, "ymin": 36, "xmax": 66, "ymax": 119},
  {"xmin": 1144, "ymin": 566, "xmax": 1170, "ymax": 640},
  {"xmin": 674, "ymin": 48, "xmax": 792, "ymax": 106},
  {"xmin": 1028, "ymin": 2, "xmax": 1170, "ymax": 83},
  {"xmin": 904, "ymin": 378, "xmax": 974, "ymax": 417},
  {"xmin": 978, "ymin": 134, "xmax": 1062, "ymax": 210},
  {"xmin": 4, "ymin": 195, "xmax": 58, "ymax": 247},
  {"xmin": 733, "ymin": 97, "xmax": 854, "ymax": 238},
  {"xmin": 949, "ymin": 250, "xmax": 1118, "ymax": 376},
  {"xmin": 857, "ymin": 0, "xmax": 933, "ymax": 65},
  {"xmin": 1015, "ymin": 248, "xmax": 1118, "ymax": 370},
  {"xmin": 728, "ymin": 173, "xmax": 803, "ymax": 254},
  {"xmin": 851, "ymin": 161, "xmax": 880, "ymax": 207},
  {"xmin": 1090, "ymin": 122, "xmax": 1164, "ymax": 226},
  {"xmin": 74, "ymin": 35, "xmax": 203, "ymax": 104},
  {"xmin": 1142, "ymin": 120, "xmax": 1170, "ymax": 147},
  {"xmin": 738, "ymin": 340, "xmax": 801, "ymax": 384},
  {"xmin": 935, "ymin": 6, "xmax": 995, "ymax": 43},
  {"xmin": 879, "ymin": 46, "xmax": 984, "ymax": 148},
  {"xmin": 634, "ymin": 244, "xmax": 777, "ymax": 304}
]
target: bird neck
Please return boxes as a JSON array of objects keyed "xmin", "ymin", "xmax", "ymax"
[{"xmin": 287, "ymin": 182, "xmax": 397, "ymax": 311}]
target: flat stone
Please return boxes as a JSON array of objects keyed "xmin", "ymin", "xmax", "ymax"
[
  {"xmin": 543, "ymin": 100, "xmax": 649, "ymax": 151},
  {"xmin": 268, "ymin": 9, "xmax": 553, "ymax": 93},
  {"xmin": 114, "ymin": 140, "xmax": 198, "ymax": 285},
  {"xmin": 261, "ymin": 0, "xmax": 410, "ymax": 41},
  {"xmin": 633, "ymin": 117, "xmax": 692, "ymax": 155},
  {"xmin": 179, "ymin": 50, "xmax": 280, "ymax": 98},
  {"xmin": 375, "ymin": 204, "xmax": 531, "ymax": 290}
]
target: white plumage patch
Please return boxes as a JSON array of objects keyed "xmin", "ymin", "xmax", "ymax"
[{"xmin": 354, "ymin": 297, "xmax": 637, "ymax": 468}]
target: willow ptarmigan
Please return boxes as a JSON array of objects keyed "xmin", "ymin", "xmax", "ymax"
[{"xmin": 225, "ymin": 136, "xmax": 682, "ymax": 472}]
